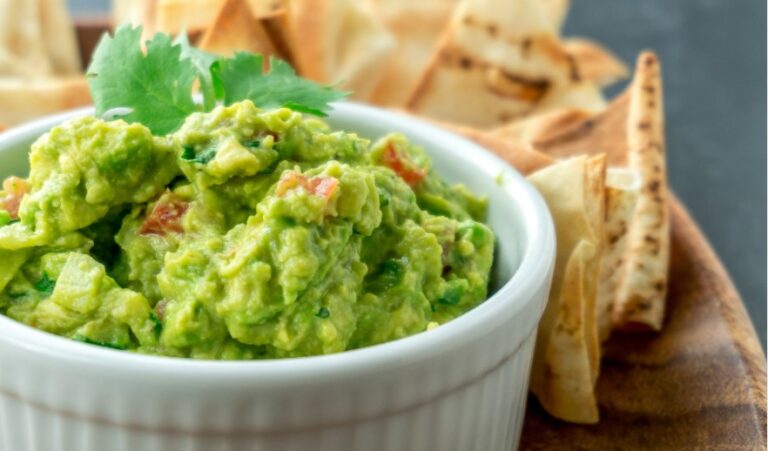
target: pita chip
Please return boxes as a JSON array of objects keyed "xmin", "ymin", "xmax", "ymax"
[
  {"xmin": 112, "ymin": 0, "xmax": 158, "ymax": 41},
  {"xmin": 0, "ymin": 77, "xmax": 91, "ymax": 126},
  {"xmin": 612, "ymin": 52, "xmax": 669, "ymax": 331},
  {"xmin": 565, "ymin": 38, "xmax": 628, "ymax": 87},
  {"xmin": 528, "ymin": 155, "xmax": 606, "ymax": 424},
  {"xmin": 155, "ymin": 0, "xmax": 225, "ymax": 35},
  {"xmin": 436, "ymin": 122, "xmax": 554, "ymax": 175},
  {"xmin": 286, "ymin": 0, "xmax": 396, "ymax": 100},
  {"xmin": 537, "ymin": 0, "xmax": 570, "ymax": 31},
  {"xmin": 495, "ymin": 92, "xmax": 631, "ymax": 166},
  {"xmin": 406, "ymin": 0, "xmax": 604, "ymax": 128},
  {"xmin": 198, "ymin": 0, "xmax": 276, "ymax": 57},
  {"xmin": 597, "ymin": 168, "xmax": 641, "ymax": 342},
  {"xmin": 37, "ymin": 0, "xmax": 82, "ymax": 75},
  {"xmin": 368, "ymin": 0, "xmax": 458, "ymax": 107},
  {"xmin": 0, "ymin": 0, "xmax": 55, "ymax": 77}
]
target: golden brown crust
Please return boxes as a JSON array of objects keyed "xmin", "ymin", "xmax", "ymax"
[
  {"xmin": 198, "ymin": 0, "xmax": 276, "ymax": 57},
  {"xmin": 612, "ymin": 51, "xmax": 669, "ymax": 331},
  {"xmin": 564, "ymin": 37, "xmax": 628, "ymax": 86}
]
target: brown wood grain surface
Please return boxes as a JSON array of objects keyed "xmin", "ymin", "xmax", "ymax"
[{"xmin": 520, "ymin": 196, "xmax": 767, "ymax": 450}]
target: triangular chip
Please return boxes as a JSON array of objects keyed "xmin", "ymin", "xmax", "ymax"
[
  {"xmin": 538, "ymin": 0, "xmax": 570, "ymax": 31},
  {"xmin": 285, "ymin": 0, "xmax": 396, "ymax": 100},
  {"xmin": 492, "ymin": 107, "xmax": 594, "ymax": 147},
  {"xmin": 494, "ymin": 93, "xmax": 630, "ymax": 166},
  {"xmin": 155, "ymin": 0, "xmax": 225, "ymax": 35},
  {"xmin": 368, "ymin": 0, "xmax": 458, "ymax": 106},
  {"xmin": 0, "ymin": 0, "xmax": 55, "ymax": 77},
  {"xmin": 112, "ymin": 0, "xmax": 158, "ymax": 42},
  {"xmin": 406, "ymin": 0, "xmax": 605, "ymax": 128},
  {"xmin": 528, "ymin": 154, "xmax": 605, "ymax": 423},
  {"xmin": 612, "ymin": 52, "xmax": 669, "ymax": 331},
  {"xmin": 0, "ymin": 77, "xmax": 91, "ymax": 126},
  {"xmin": 37, "ymin": 0, "xmax": 81, "ymax": 75},
  {"xmin": 565, "ymin": 38, "xmax": 628, "ymax": 87},
  {"xmin": 433, "ymin": 121, "xmax": 555, "ymax": 175},
  {"xmin": 596, "ymin": 168, "xmax": 640, "ymax": 343},
  {"xmin": 199, "ymin": 0, "xmax": 276, "ymax": 57}
]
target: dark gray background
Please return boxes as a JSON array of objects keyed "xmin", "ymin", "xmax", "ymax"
[{"xmin": 67, "ymin": 0, "xmax": 767, "ymax": 346}]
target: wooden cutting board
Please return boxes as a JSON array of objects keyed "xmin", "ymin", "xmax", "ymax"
[{"xmin": 520, "ymin": 197, "xmax": 767, "ymax": 450}]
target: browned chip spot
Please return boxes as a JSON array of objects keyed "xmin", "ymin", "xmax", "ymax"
[
  {"xmin": 459, "ymin": 56, "xmax": 473, "ymax": 70},
  {"xmin": 638, "ymin": 121, "xmax": 651, "ymax": 130},
  {"xmin": 647, "ymin": 180, "xmax": 660, "ymax": 192},
  {"xmin": 566, "ymin": 53, "xmax": 581, "ymax": 82},
  {"xmin": 487, "ymin": 23, "xmax": 498, "ymax": 36},
  {"xmin": 485, "ymin": 67, "xmax": 550, "ymax": 102},
  {"xmin": 522, "ymin": 38, "xmax": 532, "ymax": 57},
  {"xmin": 463, "ymin": 15, "xmax": 475, "ymax": 26}
]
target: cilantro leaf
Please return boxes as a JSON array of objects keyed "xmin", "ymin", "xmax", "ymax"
[
  {"xmin": 33, "ymin": 273, "xmax": 56, "ymax": 295},
  {"xmin": 87, "ymin": 25, "xmax": 197, "ymax": 135},
  {"xmin": 217, "ymin": 54, "xmax": 348, "ymax": 116},
  {"xmin": 174, "ymin": 33, "xmax": 222, "ymax": 110}
]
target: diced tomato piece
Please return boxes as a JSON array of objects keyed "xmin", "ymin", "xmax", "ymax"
[
  {"xmin": 140, "ymin": 195, "xmax": 189, "ymax": 236},
  {"xmin": 381, "ymin": 144, "xmax": 426, "ymax": 187},
  {"xmin": 276, "ymin": 173, "xmax": 339, "ymax": 201},
  {"xmin": 0, "ymin": 176, "xmax": 30, "ymax": 219}
]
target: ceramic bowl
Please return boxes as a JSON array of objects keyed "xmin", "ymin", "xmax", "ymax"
[{"xmin": 0, "ymin": 103, "xmax": 555, "ymax": 451}]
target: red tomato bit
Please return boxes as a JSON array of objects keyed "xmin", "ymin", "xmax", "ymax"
[
  {"xmin": 276, "ymin": 173, "xmax": 339, "ymax": 201},
  {"xmin": 381, "ymin": 144, "xmax": 426, "ymax": 187},
  {"xmin": 140, "ymin": 195, "xmax": 189, "ymax": 236},
  {"xmin": 0, "ymin": 176, "xmax": 30, "ymax": 219}
]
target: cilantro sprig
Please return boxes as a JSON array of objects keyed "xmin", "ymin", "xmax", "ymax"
[{"xmin": 86, "ymin": 25, "xmax": 348, "ymax": 135}]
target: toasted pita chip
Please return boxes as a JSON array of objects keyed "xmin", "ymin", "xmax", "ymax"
[
  {"xmin": 565, "ymin": 38, "xmax": 628, "ymax": 86},
  {"xmin": 612, "ymin": 52, "xmax": 669, "ymax": 331},
  {"xmin": 406, "ymin": 0, "xmax": 604, "ymax": 128},
  {"xmin": 436, "ymin": 122, "xmax": 554, "ymax": 175},
  {"xmin": 597, "ymin": 168, "xmax": 640, "ymax": 342},
  {"xmin": 112, "ymin": 0, "xmax": 158, "ymax": 41},
  {"xmin": 538, "ymin": 0, "xmax": 570, "ymax": 31},
  {"xmin": 497, "ymin": 93, "xmax": 630, "ymax": 166},
  {"xmin": 248, "ymin": 0, "xmax": 286, "ymax": 15},
  {"xmin": 492, "ymin": 107, "xmax": 593, "ymax": 145},
  {"xmin": 0, "ymin": 0, "xmax": 55, "ymax": 77},
  {"xmin": 286, "ymin": 0, "xmax": 396, "ymax": 100},
  {"xmin": 0, "ymin": 77, "xmax": 91, "ymax": 126},
  {"xmin": 368, "ymin": 0, "xmax": 457, "ymax": 107},
  {"xmin": 198, "ymin": 0, "xmax": 276, "ymax": 57},
  {"xmin": 38, "ymin": 0, "xmax": 81, "ymax": 75},
  {"xmin": 528, "ymin": 154, "xmax": 605, "ymax": 424},
  {"xmin": 155, "ymin": 0, "xmax": 225, "ymax": 35}
]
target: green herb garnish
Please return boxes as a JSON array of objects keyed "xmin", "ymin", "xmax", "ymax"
[
  {"xmin": 149, "ymin": 311, "xmax": 163, "ymax": 335},
  {"xmin": 33, "ymin": 273, "xmax": 56, "ymax": 295},
  {"xmin": 315, "ymin": 307, "xmax": 330, "ymax": 319},
  {"xmin": 87, "ymin": 25, "xmax": 348, "ymax": 136}
]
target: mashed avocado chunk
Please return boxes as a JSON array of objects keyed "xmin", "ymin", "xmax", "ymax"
[{"xmin": 0, "ymin": 101, "xmax": 495, "ymax": 359}]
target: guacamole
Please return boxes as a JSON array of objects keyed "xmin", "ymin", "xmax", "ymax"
[{"xmin": 0, "ymin": 101, "xmax": 494, "ymax": 359}]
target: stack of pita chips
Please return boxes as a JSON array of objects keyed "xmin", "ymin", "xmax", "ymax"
[
  {"xmin": 114, "ymin": 0, "xmax": 397, "ymax": 100},
  {"xmin": 0, "ymin": 0, "xmax": 91, "ymax": 128}
]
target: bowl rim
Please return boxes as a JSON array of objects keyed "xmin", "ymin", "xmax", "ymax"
[{"xmin": 0, "ymin": 102, "xmax": 555, "ymax": 383}]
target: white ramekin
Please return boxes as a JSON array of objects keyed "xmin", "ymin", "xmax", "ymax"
[{"xmin": 0, "ymin": 103, "xmax": 555, "ymax": 451}]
